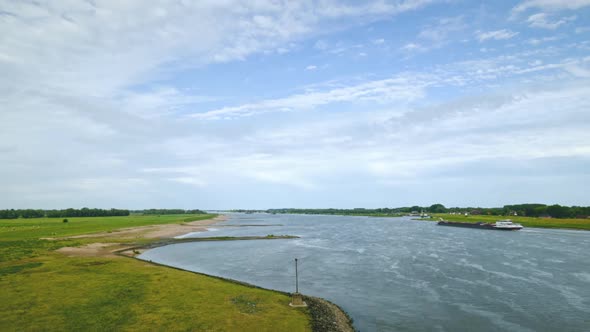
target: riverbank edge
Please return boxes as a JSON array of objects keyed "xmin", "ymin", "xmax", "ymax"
[
  {"xmin": 114, "ymin": 239, "xmax": 356, "ymax": 332},
  {"xmin": 264, "ymin": 212, "xmax": 589, "ymax": 231},
  {"xmin": 412, "ymin": 216, "xmax": 590, "ymax": 231},
  {"xmin": 112, "ymin": 235, "xmax": 300, "ymax": 257}
]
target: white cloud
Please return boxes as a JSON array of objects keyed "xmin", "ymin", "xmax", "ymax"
[
  {"xmin": 513, "ymin": 0, "xmax": 590, "ymax": 13},
  {"xmin": 476, "ymin": 29, "xmax": 519, "ymax": 42},
  {"xmin": 169, "ymin": 177, "xmax": 207, "ymax": 187},
  {"xmin": 316, "ymin": 0, "xmax": 441, "ymax": 18},
  {"xmin": 372, "ymin": 38, "xmax": 386, "ymax": 44},
  {"xmin": 314, "ymin": 40, "xmax": 329, "ymax": 50},
  {"xmin": 305, "ymin": 65, "xmax": 318, "ymax": 71},
  {"xmin": 527, "ymin": 36, "xmax": 560, "ymax": 45},
  {"xmin": 0, "ymin": 1, "xmax": 326, "ymax": 104},
  {"xmin": 70, "ymin": 178, "xmax": 150, "ymax": 192},
  {"xmin": 120, "ymin": 87, "xmax": 215, "ymax": 119},
  {"xmin": 367, "ymin": 84, "xmax": 590, "ymax": 182},
  {"xmin": 419, "ymin": 16, "xmax": 466, "ymax": 41},
  {"xmin": 190, "ymin": 75, "xmax": 429, "ymax": 119},
  {"xmin": 401, "ymin": 43, "xmax": 424, "ymax": 51},
  {"xmin": 180, "ymin": 81, "xmax": 590, "ymax": 200},
  {"xmin": 1, "ymin": 0, "xmax": 589, "ymax": 208},
  {"xmin": 412, "ymin": 16, "xmax": 466, "ymax": 51},
  {"xmin": 527, "ymin": 13, "xmax": 576, "ymax": 29},
  {"xmin": 564, "ymin": 64, "xmax": 590, "ymax": 78},
  {"xmin": 191, "ymin": 50, "xmax": 590, "ymax": 120},
  {"xmin": 142, "ymin": 155, "xmax": 321, "ymax": 190},
  {"xmin": 0, "ymin": 0, "xmax": 434, "ymax": 102}
]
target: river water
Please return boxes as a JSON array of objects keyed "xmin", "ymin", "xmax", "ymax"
[{"xmin": 139, "ymin": 213, "xmax": 590, "ymax": 331}]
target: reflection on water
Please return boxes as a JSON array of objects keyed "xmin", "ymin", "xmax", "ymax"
[{"xmin": 140, "ymin": 213, "xmax": 590, "ymax": 332}]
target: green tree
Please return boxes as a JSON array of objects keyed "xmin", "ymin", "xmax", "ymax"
[{"xmin": 428, "ymin": 204, "xmax": 447, "ymax": 213}]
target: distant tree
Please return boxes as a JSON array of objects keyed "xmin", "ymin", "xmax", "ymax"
[
  {"xmin": 186, "ymin": 209, "xmax": 206, "ymax": 214},
  {"xmin": 428, "ymin": 204, "xmax": 447, "ymax": 213},
  {"xmin": 45, "ymin": 208, "xmax": 130, "ymax": 218},
  {"xmin": 546, "ymin": 204, "xmax": 569, "ymax": 218},
  {"xmin": 0, "ymin": 209, "xmax": 19, "ymax": 219}
]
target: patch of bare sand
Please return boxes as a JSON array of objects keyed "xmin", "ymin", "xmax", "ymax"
[
  {"xmin": 56, "ymin": 242, "xmax": 132, "ymax": 258},
  {"xmin": 56, "ymin": 215, "xmax": 227, "ymax": 258},
  {"xmin": 62, "ymin": 215, "xmax": 228, "ymax": 240}
]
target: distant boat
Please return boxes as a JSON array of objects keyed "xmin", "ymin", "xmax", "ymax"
[{"xmin": 437, "ymin": 219, "xmax": 523, "ymax": 231}]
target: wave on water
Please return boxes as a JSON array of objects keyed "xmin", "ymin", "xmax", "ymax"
[
  {"xmin": 523, "ymin": 228, "xmax": 590, "ymax": 239},
  {"xmin": 545, "ymin": 258, "xmax": 565, "ymax": 264},
  {"xmin": 457, "ymin": 258, "xmax": 534, "ymax": 284},
  {"xmin": 174, "ymin": 232, "xmax": 199, "ymax": 239},
  {"xmin": 292, "ymin": 239, "xmax": 334, "ymax": 251},
  {"xmin": 572, "ymin": 272, "xmax": 590, "ymax": 283},
  {"xmin": 173, "ymin": 228, "xmax": 220, "ymax": 239},
  {"xmin": 456, "ymin": 303, "xmax": 536, "ymax": 332}
]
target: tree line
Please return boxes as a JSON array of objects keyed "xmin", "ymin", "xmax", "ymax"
[
  {"xmin": 265, "ymin": 203, "xmax": 590, "ymax": 219},
  {"xmin": 0, "ymin": 208, "xmax": 130, "ymax": 219},
  {"xmin": 439, "ymin": 204, "xmax": 590, "ymax": 218},
  {"xmin": 135, "ymin": 209, "xmax": 207, "ymax": 215},
  {"xmin": 265, "ymin": 208, "xmax": 404, "ymax": 216},
  {"xmin": 0, "ymin": 208, "xmax": 209, "ymax": 219},
  {"xmin": 501, "ymin": 204, "xmax": 590, "ymax": 219}
]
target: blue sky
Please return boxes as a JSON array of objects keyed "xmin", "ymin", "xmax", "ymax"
[{"xmin": 1, "ymin": 0, "xmax": 589, "ymax": 209}]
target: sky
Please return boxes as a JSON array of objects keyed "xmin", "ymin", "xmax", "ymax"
[{"xmin": 1, "ymin": 0, "xmax": 589, "ymax": 210}]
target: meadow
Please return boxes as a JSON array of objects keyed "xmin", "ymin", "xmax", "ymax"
[{"xmin": 0, "ymin": 214, "xmax": 311, "ymax": 331}]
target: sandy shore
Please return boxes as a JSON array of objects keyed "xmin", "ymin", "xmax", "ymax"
[
  {"xmin": 56, "ymin": 214, "xmax": 227, "ymax": 257},
  {"xmin": 63, "ymin": 214, "xmax": 227, "ymax": 240}
]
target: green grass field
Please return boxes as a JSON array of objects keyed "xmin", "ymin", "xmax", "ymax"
[
  {"xmin": 0, "ymin": 214, "xmax": 215, "ymax": 241},
  {"xmin": 0, "ymin": 214, "xmax": 217, "ymax": 263},
  {"xmin": 0, "ymin": 215, "xmax": 310, "ymax": 331},
  {"xmin": 431, "ymin": 214, "xmax": 590, "ymax": 230}
]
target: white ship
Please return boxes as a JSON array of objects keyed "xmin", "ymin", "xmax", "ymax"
[{"xmin": 493, "ymin": 219, "xmax": 523, "ymax": 230}]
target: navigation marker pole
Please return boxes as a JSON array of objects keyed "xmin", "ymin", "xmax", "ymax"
[
  {"xmin": 289, "ymin": 258, "xmax": 307, "ymax": 307},
  {"xmin": 295, "ymin": 258, "xmax": 299, "ymax": 293}
]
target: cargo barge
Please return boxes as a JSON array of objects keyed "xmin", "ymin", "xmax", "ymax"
[{"xmin": 437, "ymin": 219, "xmax": 523, "ymax": 231}]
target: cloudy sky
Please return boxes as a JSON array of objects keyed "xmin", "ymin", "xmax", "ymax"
[{"xmin": 1, "ymin": 0, "xmax": 589, "ymax": 209}]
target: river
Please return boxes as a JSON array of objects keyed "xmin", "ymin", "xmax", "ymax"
[{"xmin": 139, "ymin": 213, "xmax": 590, "ymax": 331}]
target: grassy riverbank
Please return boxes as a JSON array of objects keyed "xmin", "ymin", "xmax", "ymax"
[
  {"xmin": 0, "ymin": 214, "xmax": 311, "ymax": 331},
  {"xmin": 431, "ymin": 214, "xmax": 590, "ymax": 230}
]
